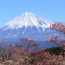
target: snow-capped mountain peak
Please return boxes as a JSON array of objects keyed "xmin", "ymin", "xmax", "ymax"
[{"xmin": 1, "ymin": 12, "xmax": 51, "ymax": 31}]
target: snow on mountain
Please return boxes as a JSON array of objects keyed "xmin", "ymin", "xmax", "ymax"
[
  {"xmin": 0, "ymin": 12, "xmax": 57, "ymax": 41},
  {"xmin": 1, "ymin": 12, "xmax": 52, "ymax": 31}
]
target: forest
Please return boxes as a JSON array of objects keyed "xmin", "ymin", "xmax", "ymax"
[{"xmin": 0, "ymin": 22, "xmax": 65, "ymax": 65}]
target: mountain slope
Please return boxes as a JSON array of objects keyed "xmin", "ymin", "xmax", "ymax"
[
  {"xmin": 0, "ymin": 12, "xmax": 65, "ymax": 48},
  {"xmin": 0, "ymin": 12, "xmax": 52, "ymax": 40}
]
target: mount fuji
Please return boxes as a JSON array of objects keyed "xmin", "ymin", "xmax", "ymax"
[{"xmin": 0, "ymin": 12, "xmax": 65, "ymax": 48}]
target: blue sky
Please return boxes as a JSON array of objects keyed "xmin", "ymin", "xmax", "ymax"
[{"xmin": 0, "ymin": 0, "xmax": 65, "ymax": 25}]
